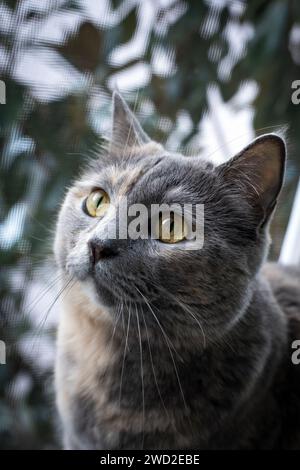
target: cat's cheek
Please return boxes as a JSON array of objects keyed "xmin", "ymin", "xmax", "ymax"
[
  {"xmin": 65, "ymin": 243, "xmax": 91, "ymax": 281},
  {"xmin": 54, "ymin": 222, "xmax": 67, "ymax": 268}
]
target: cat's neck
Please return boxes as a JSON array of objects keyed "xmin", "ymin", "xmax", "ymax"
[
  {"xmin": 58, "ymin": 274, "xmax": 287, "ymax": 355},
  {"xmin": 56, "ymin": 275, "xmax": 287, "ymax": 450}
]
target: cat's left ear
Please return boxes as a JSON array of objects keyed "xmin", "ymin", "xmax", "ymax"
[
  {"xmin": 219, "ymin": 134, "xmax": 286, "ymax": 226},
  {"xmin": 110, "ymin": 91, "xmax": 151, "ymax": 153}
]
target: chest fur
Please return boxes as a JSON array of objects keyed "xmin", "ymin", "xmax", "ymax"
[{"xmin": 55, "ymin": 284, "xmax": 285, "ymax": 449}]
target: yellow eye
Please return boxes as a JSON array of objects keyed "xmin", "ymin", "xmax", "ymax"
[
  {"xmin": 85, "ymin": 189, "xmax": 110, "ymax": 217},
  {"xmin": 158, "ymin": 212, "xmax": 188, "ymax": 244}
]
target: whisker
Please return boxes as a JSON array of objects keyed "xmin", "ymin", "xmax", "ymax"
[
  {"xmin": 164, "ymin": 291, "xmax": 207, "ymax": 350},
  {"xmin": 101, "ymin": 302, "xmax": 123, "ymax": 377},
  {"xmin": 134, "ymin": 286, "xmax": 181, "ymax": 358},
  {"xmin": 135, "ymin": 303, "xmax": 145, "ymax": 449},
  {"xmin": 146, "ymin": 278, "xmax": 208, "ymax": 350},
  {"xmin": 24, "ymin": 272, "xmax": 64, "ymax": 314},
  {"xmin": 118, "ymin": 301, "xmax": 131, "ymax": 409},
  {"xmin": 8, "ymin": 272, "xmax": 65, "ymax": 331},
  {"xmin": 27, "ymin": 210, "xmax": 54, "ymax": 235},
  {"xmin": 140, "ymin": 306, "xmax": 170, "ymax": 421},
  {"xmin": 134, "ymin": 285, "xmax": 189, "ymax": 416},
  {"xmin": 30, "ymin": 276, "xmax": 75, "ymax": 354}
]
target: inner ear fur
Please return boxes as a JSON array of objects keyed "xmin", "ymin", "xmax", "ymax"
[{"xmin": 219, "ymin": 134, "xmax": 286, "ymax": 225}]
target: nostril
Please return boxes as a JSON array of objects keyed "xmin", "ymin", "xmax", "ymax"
[{"xmin": 88, "ymin": 240, "xmax": 118, "ymax": 265}]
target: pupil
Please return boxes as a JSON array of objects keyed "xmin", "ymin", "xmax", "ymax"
[{"xmin": 96, "ymin": 195, "xmax": 103, "ymax": 207}]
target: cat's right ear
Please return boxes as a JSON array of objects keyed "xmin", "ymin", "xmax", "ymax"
[
  {"xmin": 109, "ymin": 91, "xmax": 151, "ymax": 154},
  {"xmin": 218, "ymin": 134, "xmax": 286, "ymax": 227}
]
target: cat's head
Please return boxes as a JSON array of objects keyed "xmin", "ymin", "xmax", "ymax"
[{"xmin": 54, "ymin": 92, "xmax": 285, "ymax": 344}]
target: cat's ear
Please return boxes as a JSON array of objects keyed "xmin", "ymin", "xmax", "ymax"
[
  {"xmin": 110, "ymin": 91, "xmax": 150, "ymax": 153},
  {"xmin": 219, "ymin": 134, "xmax": 286, "ymax": 226}
]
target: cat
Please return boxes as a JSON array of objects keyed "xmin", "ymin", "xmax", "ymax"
[{"xmin": 54, "ymin": 91, "xmax": 300, "ymax": 449}]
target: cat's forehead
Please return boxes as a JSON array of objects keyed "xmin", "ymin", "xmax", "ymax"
[{"xmin": 73, "ymin": 151, "xmax": 215, "ymax": 203}]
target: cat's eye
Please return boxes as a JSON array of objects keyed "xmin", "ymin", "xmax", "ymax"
[
  {"xmin": 157, "ymin": 212, "xmax": 188, "ymax": 244},
  {"xmin": 84, "ymin": 189, "xmax": 110, "ymax": 217}
]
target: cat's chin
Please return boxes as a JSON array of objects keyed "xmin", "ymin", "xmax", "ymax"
[{"xmin": 79, "ymin": 276, "xmax": 118, "ymax": 309}]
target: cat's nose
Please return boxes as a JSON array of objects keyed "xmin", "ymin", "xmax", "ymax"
[{"xmin": 88, "ymin": 239, "xmax": 119, "ymax": 265}]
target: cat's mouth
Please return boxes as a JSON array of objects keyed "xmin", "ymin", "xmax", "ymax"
[
  {"xmin": 90, "ymin": 262, "xmax": 160, "ymax": 310},
  {"xmin": 66, "ymin": 261, "xmax": 120, "ymax": 307},
  {"xmin": 73, "ymin": 261, "xmax": 138, "ymax": 308},
  {"xmin": 66, "ymin": 245, "xmax": 156, "ymax": 307}
]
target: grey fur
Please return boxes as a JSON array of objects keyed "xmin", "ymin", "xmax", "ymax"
[{"xmin": 54, "ymin": 93, "xmax": 300, "ymax": 449}]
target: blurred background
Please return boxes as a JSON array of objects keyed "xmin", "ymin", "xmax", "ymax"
[{"xmin": 0, "ymin": 0, "xmax": 300, "ymax": 449}]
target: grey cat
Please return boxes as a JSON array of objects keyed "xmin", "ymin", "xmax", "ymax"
[{"xmin": 54, "ymin": 92, "xmax": 300, "ymax": 449}]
